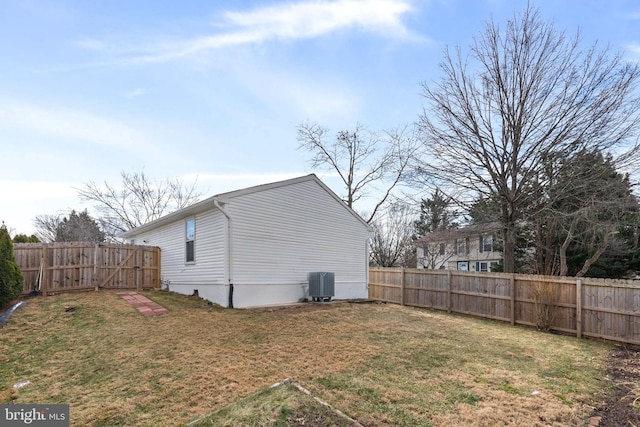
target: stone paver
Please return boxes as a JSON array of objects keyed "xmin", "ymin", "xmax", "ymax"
[
  {"xmin": 588, "ymin": 416, "xmax": 601, "ymax": 427},
  {"xmin": 116, "ymin": 291, "xmax": 168, "ymax": 316}
]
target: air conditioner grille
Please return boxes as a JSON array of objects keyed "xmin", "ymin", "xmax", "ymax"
[{"xmin": 308, "ymin": 272, "xmax": 335, "ymax": 302}]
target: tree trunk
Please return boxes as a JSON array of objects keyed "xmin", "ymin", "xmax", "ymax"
[
  {"xmin": 559, "ymin": 218, "xmax": 578, "ymax": 276},
  {"xmin": 501, "ymin": 198, "xmax": 516, "ymax": 273},
  {"xmin": 559, "ymin": 233, "xmax": 572, "ymax": 277},
  {"xmin": 502, "ymin": 224, "xmax": 516, "ymax": 273},
  {"xmin": 576, "ymin": 231, "xmax": 616, "ymax": 277}
]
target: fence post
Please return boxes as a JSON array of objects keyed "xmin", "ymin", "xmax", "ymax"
[
  {"xmin": 400, "ymin": 267, "xmax": 405, "ymax": 306},
  {"xmin": 510, "ymin": 274, "xmax": 516, "ymax": 325},
  {"xmin": 576, "ymin": 279, "xmax": 582, "ymax": 339},
  {"xmin": 447, "ymin": 270, "xmax": 452, "ymax": 313},
  {"xmin": 93, "ymin": 243, "xmax": 99, "ymax": 291},
  {"xmin": 41, "ymin": 245, "xmax": 48, "ymax": 297},
  {"xmin": 135, "ymin": 247, "xmax": 142, "ymax": 292},
  {"xmin": 156, "ymin": 246, "xmax": 161, "ymax": 289}
]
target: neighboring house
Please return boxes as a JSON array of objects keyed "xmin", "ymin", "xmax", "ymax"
[
  {"xmin": 415, "ymin": 223, "xmax": 502, "ymax": 272},
  {"xmin": 119, "ymin": 174, "xmax": 370, "ymax": 308}
]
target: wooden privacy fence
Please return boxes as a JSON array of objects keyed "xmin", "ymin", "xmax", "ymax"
[
  {"xmin": 369, "ymin": 267, "xmax": 640, "ymax": 346},
  {"xmin": 14, "ymin": 243, "xmax": 161, "ymax": 295}
]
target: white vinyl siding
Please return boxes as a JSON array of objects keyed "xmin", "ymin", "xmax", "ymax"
[
  {"xmin": 129, "ymin": 210, "xmax": 226, "ymax": 286},
  {"xmin": 228, "ymin": 179, "xmax": 368, "ymax": 292}
]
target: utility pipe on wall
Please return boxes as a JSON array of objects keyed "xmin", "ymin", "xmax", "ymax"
[{"xmin": 213, "ymin": 199, "xmax": 234, "ymax": 308}]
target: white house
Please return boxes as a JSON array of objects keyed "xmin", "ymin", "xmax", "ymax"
[
  {"xmin": 119, "ymin": 174, "xmax": 370, "ymax": 308},
  {"xmin": 415, "ymin": 223, "xmax": 502, "ymax": 272}
]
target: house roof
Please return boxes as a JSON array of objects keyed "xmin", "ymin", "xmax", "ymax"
[
  {"xmin": 118, "ymin": 174, "xmax": 370, "ymax": 238},
  {"xmin": 415, "ymin": 222, "xmax": 501, "ymax": 244}
]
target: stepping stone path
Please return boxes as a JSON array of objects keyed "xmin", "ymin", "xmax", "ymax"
[{"xmin": 116, "ymin": 292, "xmax": 169, "ymax": 316}]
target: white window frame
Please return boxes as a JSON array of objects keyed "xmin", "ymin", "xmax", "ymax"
[
  {"xmin": 456, "ymin": 238, "xmax": 467, "ymax": 255},
  {"xmin": 479, "ymin": 235, "xmax": 493, "ymax": 253},
  {"xmin": 475, "ymin": 261, "xmax": 496, "ymax": 272},
  {"xmin": 185, "ymin": 217, "xmax": 195, "ymax": 264}
]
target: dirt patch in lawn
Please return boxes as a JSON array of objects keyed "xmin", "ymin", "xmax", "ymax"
[
  {"xmin": 591, "ymin": 346, "xmax": 640, "ymax": 426},
  {"xmin": 0, "ymin": 292, "xmax": 616, "ymax": 426},
  {"xmin": 186, "ymin": 380, "xmax": 360, "ymax": 427}
]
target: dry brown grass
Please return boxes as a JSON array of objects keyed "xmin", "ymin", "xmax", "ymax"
[{"xmin": 0, "ymin": 291, "xmax": 612, "ymax": 426}]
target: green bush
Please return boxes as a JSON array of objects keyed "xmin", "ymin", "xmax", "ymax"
[
  {"xmin": 0, "ymin": 225, "xmax": 24, "ymax": 308},
  {"xmin": 13, "ymin": 234, "xmax": 40, "ymax": 243}
]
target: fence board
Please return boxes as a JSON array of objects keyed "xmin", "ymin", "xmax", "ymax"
[
  {"xmin": 369, "ymin": 267, "xmax": 640, "ymax": 346},
  {"xmin": 14, "ymin": 243, "xmax": 160, "ymax": 295}
]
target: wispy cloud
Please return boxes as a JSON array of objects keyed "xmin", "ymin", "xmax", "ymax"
[
  {"xmin": 0, "ymin": 180, "xmax": 77, "ymax": 202},
  {"xmin": 222, "ymin": 0, "xmax": 413, "ymax": 39},
  {"xmin": 82, "ymin": 0, "xmax": 418, "ymax": 64},
  {"xmin": 0, "ymin": 180, "xmax": 82, "ymax": 234},
  {"xmin": 178, "ymin": 171, "xmax": 342, "ymax": 197},
  {"xmin": 75, "ymin": 38, "xmax": 108, "ymax": 51},
  {"xmin": 0, "ymin": 102, "xmax": 150, "ymax": 150},
  {"xmin": 183, "ymin": 172, "xmax": 308, "ymax": 183},
  {"xmin": 124, "ymin": 88, "xmax": 146, "ymax": 99},
  {"xmin": 627, "ymin": 42, "xmax": 640, "ymax": 57}
]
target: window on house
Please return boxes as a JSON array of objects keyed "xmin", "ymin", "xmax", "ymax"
[
  {"xmin": 186, "ymin": 218, "xmax": 195, "ymax": 263},
  {"xmin": 439, "ymin": 243, "xmax": 445, "ymax": 255},
  {"xmin": 479, "ymin": 235, "xmax": 493, "ymax": 253},
  {"xmin": 475, "ymin": 261, "xmax": 496, "ymax": 272},
  {"xmin": 456, "ymin": 238, "xmax": 467, "ymax": 255}
]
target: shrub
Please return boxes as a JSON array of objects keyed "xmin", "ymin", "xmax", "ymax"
[
  {"xmin": 532, "ymin": 282, "xmax": 556, "ymax": 331},
  {"xmin": 13, "ymin": 234, "xmax": 40, "ymax": 243},
  {"xmin": 0, "ymin": 225, "xmax": 24, "ymax": 308}
]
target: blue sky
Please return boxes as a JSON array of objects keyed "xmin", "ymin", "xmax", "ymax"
[{"xmin": 1, "ymin": 0, "xmax": 639, "ymax": 235}]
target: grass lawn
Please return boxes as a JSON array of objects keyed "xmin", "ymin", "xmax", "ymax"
[{"xmin": 0, "ymin": 291, "xmax": 612, "ymax": 426}]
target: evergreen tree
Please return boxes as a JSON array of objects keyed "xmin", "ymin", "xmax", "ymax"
[
  {"xmin": 413, "ymin": 189, "xmax": 457, "ymax": 238},
  {"xmin": 534, "ymin": 150, "xmax": 639, "ymax": 277},
  {"xmin": 0, "ymin": 224, "xmax": 24, "ymax": 308},
  {"xmin": 55, "ymin": 210, "xmax": 105, "ymax": 243},
  {"xmin": 13, "ymin": 234, "xmax": 40, "ymax": 243},
  {"xmin": 467, "ymin": 196, "xmax": 501, "ymax": 225}
]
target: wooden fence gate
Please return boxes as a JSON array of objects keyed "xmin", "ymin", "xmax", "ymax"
[{"xmin": 14, "ymin": 243, "xmax": 161, "ymax": 295}]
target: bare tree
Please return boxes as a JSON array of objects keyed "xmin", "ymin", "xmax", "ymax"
[
  {"xmin": 369, "ymin": 203, "xmax": 416, "ymax": 267},
  {"xmin": 77, "ymin": 170, "xmax": 202, "ymax": 237},
  {"xmin": 297, "ymin": 122, "xmax": 418, "ymax": 223},
  {"xmin": 417, "ymin": 6, "xmax": 640, "ymax": 273},
  {"xmin": 33, "ymin": 214, "xmax": 61, "ymax": 243},
  {"xmin": 417, "ymin": 240, "xmax": 455, "ymax": 270}
]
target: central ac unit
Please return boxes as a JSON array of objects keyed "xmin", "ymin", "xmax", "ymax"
[{"xmin": 308, "ymin": 272, "xmax": 335, "ymax": 302}]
